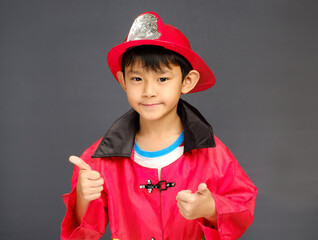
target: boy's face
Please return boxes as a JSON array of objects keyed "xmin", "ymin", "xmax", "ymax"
[{"xmin": 117, "ymin": 61, "xmax": 198, "ymax": 123}]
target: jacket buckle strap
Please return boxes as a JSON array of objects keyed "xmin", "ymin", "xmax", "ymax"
[{"xmin": 140, "ymin": 179, "xmax": 176, "ymax": 193}]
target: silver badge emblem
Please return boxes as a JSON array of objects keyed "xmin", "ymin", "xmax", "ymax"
[{"xmin": 127, "ymin": 13, "xmax": 161, "ymax": 41}]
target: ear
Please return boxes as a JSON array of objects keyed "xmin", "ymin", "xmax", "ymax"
[
  {"xmin": 117, "ymin": 71, "xmax": 127, "ymax": 92},
  {"xmin": 181, "ymin": 70, "xmax": 200, "ymax": 94}
]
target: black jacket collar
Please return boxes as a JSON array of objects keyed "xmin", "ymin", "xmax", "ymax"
[{"xmin": 92, "ymin": 99, "xmax": 215, "ymax": 158}]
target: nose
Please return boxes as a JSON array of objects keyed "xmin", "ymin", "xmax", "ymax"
[{"xmin": 142, "ymin": 81, "xmax": 157, "ymax": 98}]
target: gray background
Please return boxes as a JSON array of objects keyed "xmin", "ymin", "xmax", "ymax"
[{"xmin": 1, "ymin": 0, "xmax": 317, "ymax": 239}]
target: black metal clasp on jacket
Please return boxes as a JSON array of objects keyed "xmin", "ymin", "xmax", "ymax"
[{"xmin": 140, "ymin": 179, "xmax": 176, "ymax": 193}]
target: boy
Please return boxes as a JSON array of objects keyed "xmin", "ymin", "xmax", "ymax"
[{"xmin": 61, "ymin": 12, "xmax": 257, "ymax": 240}]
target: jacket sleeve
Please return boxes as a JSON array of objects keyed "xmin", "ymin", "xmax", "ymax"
[
  {"xmin": 60, "ymin": 150, "xmax": 108, "ymax": 240},
  {"xmin": 199, "ymin": 137, "xmax": 258, "ymax": 240}
]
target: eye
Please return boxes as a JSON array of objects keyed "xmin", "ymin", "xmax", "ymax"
[
  {"xmin": 158, "ymin": 78, "xmax": 168, "ymax": 82},
  {"xmin": 132, "ymin": 77, "xmax": 142, "ymax": 81}
]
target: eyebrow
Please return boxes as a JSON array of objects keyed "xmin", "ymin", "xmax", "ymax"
[
  {"xmin": 126, "ymin": 69, "xmax": 142, "ymax": 75},
  {"xmin": 126, "ymin": 68, "xmax": 170, "ymax": 75}
]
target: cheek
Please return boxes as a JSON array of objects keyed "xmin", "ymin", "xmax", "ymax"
[
  {"xmin": 126, "ymin": 92, "xmax": 134, "ymax": 102},
  {"xmin": 165, "ymin": 85, "xmax": 182, "ymax": 98},
  {"xmin": 126, "ymin": 89, "xmax": 139, "ymax": 105}
]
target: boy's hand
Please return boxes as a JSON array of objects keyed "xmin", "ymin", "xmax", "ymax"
[
  {"xmin": 176, "ymin": 183, "xmax": 218, "ymax": 226},
  {"xmin": 69, "ymin": 155, "xmax": 104, "ymax": 202}
]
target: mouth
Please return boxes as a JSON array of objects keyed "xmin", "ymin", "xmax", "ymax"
[{"xmin": 140, "ymin": 103, "xmax": 161, "ymax": 109}]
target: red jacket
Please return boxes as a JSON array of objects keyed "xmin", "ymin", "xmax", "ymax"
[{"xmin": 61, "ymin": 100, "xmax": 257, "ymax": 240}]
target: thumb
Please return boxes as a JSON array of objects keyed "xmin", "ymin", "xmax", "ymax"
[
  {"xmin": 196, "ymin": 183, "xmax": 210, "ymax": 196},
  {"xmin": 69, "ymin": 155, "xmax": 91, "ymax": 171}
]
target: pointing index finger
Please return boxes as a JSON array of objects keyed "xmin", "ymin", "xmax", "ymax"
[{"xmin": 69, "ymin": 155, "xmax": 91, "ymax": 171}]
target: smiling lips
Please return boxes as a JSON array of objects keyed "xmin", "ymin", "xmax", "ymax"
[{"xmin": 140, "ymin": 103, "xmax": 161, "ymax": 109}]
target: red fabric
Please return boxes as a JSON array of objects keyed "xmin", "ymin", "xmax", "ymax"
[{"xmin": 61, "ymin": 136, "xmax": 257, "ymax": 240}]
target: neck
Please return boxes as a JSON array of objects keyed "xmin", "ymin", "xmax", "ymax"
[{"xmin": 138, "ymin": 113, "xmax": 183, "ymax": 138}]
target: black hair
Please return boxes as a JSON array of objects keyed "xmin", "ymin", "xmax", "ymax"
[{"xmin": 121, "ymin": 45, "xmax": 193, "ymax": 81}]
